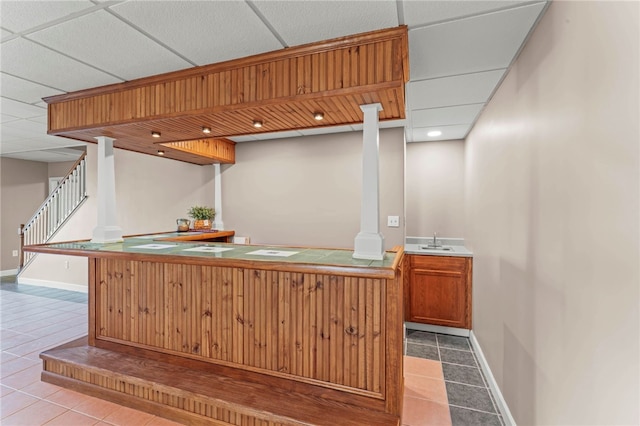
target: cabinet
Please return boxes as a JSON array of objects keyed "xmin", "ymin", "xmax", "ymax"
[{"xmin": 404, "ymin": 255, "xmax": 472, "ymax": 329}]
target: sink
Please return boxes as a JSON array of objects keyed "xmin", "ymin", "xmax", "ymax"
[{"xmin": 419, "ymin": 245, "xmax": 453, "ymax": 251}]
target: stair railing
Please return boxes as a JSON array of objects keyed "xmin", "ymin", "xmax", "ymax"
[{"xmin": 19, "ymin": 152, "xmax": 88, "ymax": 269}]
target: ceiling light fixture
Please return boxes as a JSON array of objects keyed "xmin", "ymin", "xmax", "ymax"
[
  {"xmin": 202, "ymin": 126, "xmax": 211, "ymax": 134},
  {"xmin": 313, "ymin": 112, "xmax": 324, "ymax": 121},
  {"xmin": 151, "ymin": 131, "xmax": 161, "ymax": 138},
  {"xmin": 157, "ymin": 150, "xmax": 165, "ymax": 156},
  {"xmin": 427, "ymin": 130, "xmax": 442, "ymax": 137},
  {"xmin": 252, "ymin": 120, "xmax": 263, "ymax": 128}
]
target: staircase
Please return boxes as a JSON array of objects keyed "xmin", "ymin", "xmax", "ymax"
[{"xmin": 19, "ymin": 152, "xmax": 88, "ymax": 269}]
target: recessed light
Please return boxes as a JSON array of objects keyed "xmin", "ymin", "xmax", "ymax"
[
  {"xmin": 427, "ymin": 130, "xmax": 442, "ymax": 137},
  {"xmin": 202, "ymin": 126, "xmax": 211, "ymax": 134},
  {"xmin": 157, "ymin": 150, "xmax": 165, "ymax": 156},
  {"xmin": 253, "ymin": 120, "xmax": 263, "ymax": 128},
  {"xmin": 313, "ymin": 112, "xmax": 324, "ymax": 121},
  {"xmin": 151, "ymin": 131, "xmax": 161, "ymax": 138}
]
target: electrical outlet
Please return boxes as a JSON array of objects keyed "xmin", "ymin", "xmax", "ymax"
[
  {"xmin": 64, "ymin": 260, "xmax": 70, "ymax": 269},
  {"xmin": 12, "ymin": 250, "xmax": 18, "ymax": 257},
  {"xmin": 387, "ymin": 216, "xmax": 400, "ymax": 227}
]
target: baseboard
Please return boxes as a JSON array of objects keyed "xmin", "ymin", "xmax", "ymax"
[
  {"xmin": 469, "ymin": 330, "xmax": 516, "ymax": 426},
  {"xmin": 16, "ymin": 277, "xmax": 88, "ymax": 293},
  {"xmin": 405, "ymin": 322, "xmax": 470, "ymax": 337},
  {"xmin": 1, "ymin": 269, "xmax": 18, "ymax": 277}
]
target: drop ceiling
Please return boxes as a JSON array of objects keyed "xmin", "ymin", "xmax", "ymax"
[{"xmin": 0, "ymin": 0, "xmax": 548, "ymax": 163}]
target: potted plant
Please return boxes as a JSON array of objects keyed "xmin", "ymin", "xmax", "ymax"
[{"xmin": 187, "ymin": 206, "xmax": 215, "ymax": 231}]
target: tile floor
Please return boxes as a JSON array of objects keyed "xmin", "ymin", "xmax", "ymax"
[{"xmin": 1, "ymin": 278, "xmax": 502, "ymax": 425}]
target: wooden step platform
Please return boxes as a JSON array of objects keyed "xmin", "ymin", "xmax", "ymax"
[{"xmin": 41, "ymin": 338, "xmax": 399, "ymax": 426}]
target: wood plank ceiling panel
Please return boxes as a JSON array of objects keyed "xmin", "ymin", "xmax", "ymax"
[{"xmin": 45, "ymin": 26, "xmax": 409, "ymax": 165}]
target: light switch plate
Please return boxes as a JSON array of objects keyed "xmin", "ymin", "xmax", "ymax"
[{"xmin": 387, "ymin": 216, "xmax": 400, "ymax": 227}]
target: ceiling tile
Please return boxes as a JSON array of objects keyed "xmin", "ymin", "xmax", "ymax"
[
  {"xmin": 1, "ymin": 38, "xmax": 122, "ymax": 92},
  {"xmin": 2, "ymin": 117, "xmax": 47, "ymax": 134},
  {"xmin": 1, "ymin": 146, "xmax": 83, "ymax": 162},
  {"xmin": 0, "ymin": 134, "xmax": 83, "ymax": 153},
  {"xmin": 111, "ymin": 1, "xmax": 283, "ymax": 65},
  {"xmin": 0, "ymin": 148, "xmax": 81, "ymax": 162},
  {"xmin": 402, "ymin": 0, "xmax": 534, "ymax": 27},
  {"xmin": 410, "ymin": 124, "xmax": 470, "ymax": 142},
  {"xmin": 0, "ymin": 72, "xmax": 65, "ymax": 104},
  {"xmin": 408, "ymin": 69, "xmax": 505, "ymax": 110},
  {"xmin": 1, "ymin": 114, "xmax": 21, "ymax": 124},
  {"xmin": 0, "ymin": 141, "xmax": 25, "ymax": 154},
  {"xmin": 252, "ymin": 1, "xmax": 398, "ymax": 46},
  {"xmin": 27, "ymin": 116, "xmax": 49, "ymax": 125},
  {"xmin": 409, "ymin": 2, "xmax": 546, "ymax": 80},
  {"xmin": 0, "ymin": 97, "xmax": 47, "ymax": 119},
  {"xmin": 298, "ymin": 125, "xmax": 356, "ymax": 136},
  {"xmin": 380, "ymin": 119, "xmax": 406, "ymax": 129},
  {"xmin": 1, "ymin": 122, "xmax": 45, "ymax": 142},
  {"xmin": 0, "ymin": 0, "xmax": 94, "ymax": 32},
  {"xmin": 411, "ymin": 104, "xmax": 484, "ymax": 128},
  {"xmin": 28, "ymin": 10, "xmax": 192, "ymax": 81},
  {"xmin": 252, "ymin": 130, "xmax": 303, "ymax": 140},
  {"xmin": 229, "ymin": 135, "xmax": 259, "ymax": 143}
]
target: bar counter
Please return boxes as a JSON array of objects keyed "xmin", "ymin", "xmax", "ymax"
[{"xmin": 26, "ymin": 234, "xmax": 405, "ymax": 425}]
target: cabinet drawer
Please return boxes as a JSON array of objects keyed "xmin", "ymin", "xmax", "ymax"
[{"xmin": 410, "ymin": 254, "xmax": 468, "ymax": 271}]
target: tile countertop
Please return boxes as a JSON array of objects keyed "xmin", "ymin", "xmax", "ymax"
[
  {"xmin": 404, "ymin": 237, "xmax": 473, "ymax": 258},
  {"xmin": 33, "ymin": 234, "xmax": 398, "ymax": 269}
]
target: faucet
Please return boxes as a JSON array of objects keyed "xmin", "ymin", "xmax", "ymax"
[{"xmin": 429, "ymin": 232, "xmax": 441, "ymax": 248}]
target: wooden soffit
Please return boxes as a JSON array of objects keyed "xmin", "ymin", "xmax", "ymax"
[{"xmin": 44, "ymin": 26, "xmax": 409, "ymax": 165}]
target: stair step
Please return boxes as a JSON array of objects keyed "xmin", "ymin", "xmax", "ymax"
[{"xmin": 41, "ymin": 338, "xmax": 399, "ymax": 426}]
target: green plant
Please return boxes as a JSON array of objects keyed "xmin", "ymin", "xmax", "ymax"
[{"xmin": 187, "ymin": 206, "xmax": 215, "ymax": 221}]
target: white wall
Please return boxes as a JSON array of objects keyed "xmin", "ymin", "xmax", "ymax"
[
  {"xmin": 222, "ymin": 128, "xmax": 405, "ymax": 249},
  {"xmin": 464, "ymin": 2, "xmax": 639, "ymax": 424},
  {"xmin": 406, "ymin": 140, "xmax": 465, "ymax": 238},
  {"xmin": 20, "ymin": 144, "xmax": 215, "ymax": 287},
  {"xmin": 0, "ymin": 158, "xmax": 48, "ymax": 271}
]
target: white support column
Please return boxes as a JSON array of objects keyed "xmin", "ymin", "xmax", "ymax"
[
  {"xmin": 91, "ymin": 136, "xmax": 123, "ymax": 243},
  {"xmin": 353, "ymin": 103, "xmax": 385, "ymax": 260},
  {"xmin": 213, "ymin": 163, "xmax": 224, "ymax": 230}
]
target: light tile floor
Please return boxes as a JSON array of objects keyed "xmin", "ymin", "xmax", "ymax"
[{"xmin": 0, "ymin": 278, "xmax": 499, "ymax": 425}]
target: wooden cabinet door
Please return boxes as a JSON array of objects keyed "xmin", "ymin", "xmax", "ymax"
[{"xmin": 407, "ymin": 255, "xmax": 472, "ymax": 329}]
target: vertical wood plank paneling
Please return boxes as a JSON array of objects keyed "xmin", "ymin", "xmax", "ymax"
[
  {"xmin": 202, "ymin": 266, "xmax": 212, "ymax": 358},
  {"xmin": 321, "ymin": 275, "xmax": 331, "ymax": 382},
  {"xmin": 357, "ymin": 278, "xmax": 366, "ymax": 390},
  {"xmin": 95, "ymin": 259, "xmax": 389, "ymax": 396},
  {"xmin": 349, "ymin": 277, "xmax": 359, "ymax": 388},
  {"xmin": 278, "ymin": 271, "xmax": 290, "ymax": 374},
  {"xmin": 88, "ymin": 258, "xmax": 97, "ymax": 345},
  {"xmin": 233, "ymin": 268, "xmax": 244, "ymax": 364},
  {"xmin": 373, "ymin": 278, "xmax": 382, "ymax": 394}
]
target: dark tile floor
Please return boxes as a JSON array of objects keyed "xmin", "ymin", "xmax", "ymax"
[{"xmin": 406, "ymin": 329, "xmax": 504, "ymax": 426}]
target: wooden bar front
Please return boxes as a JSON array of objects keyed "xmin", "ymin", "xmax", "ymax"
[{"xmin": 30, "ymin": 240, "xmax": 405, "ymax": 425}]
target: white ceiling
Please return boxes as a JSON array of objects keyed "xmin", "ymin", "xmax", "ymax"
[{"xmin": 0, "ymin": 0, "xmax": 548, "ymax": 163}]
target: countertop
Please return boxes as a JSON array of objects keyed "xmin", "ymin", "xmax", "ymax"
[
  {"xmin": 404, "ymin": 237, "xmax": 473, "ymax": 258},
  {"xmin": 25, "ymin": 233, "xmax": 400, "ymax": 269}
]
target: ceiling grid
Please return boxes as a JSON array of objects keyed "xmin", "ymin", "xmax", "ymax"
[{"xmin": 0, "ymin": 0, "xmax": 548, "ymax": 162}]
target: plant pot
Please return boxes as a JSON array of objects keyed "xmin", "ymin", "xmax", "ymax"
[{"xmin": 193, "ymin": 219, "xmax": 212, "ymax": 231}]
